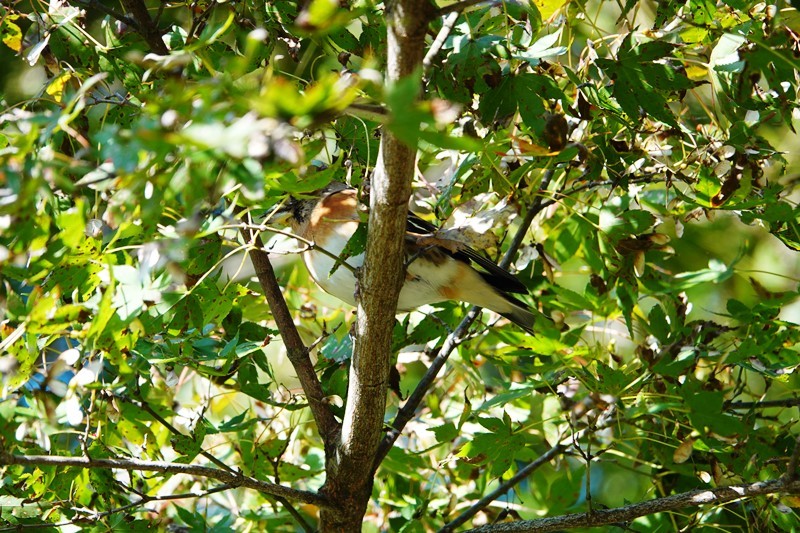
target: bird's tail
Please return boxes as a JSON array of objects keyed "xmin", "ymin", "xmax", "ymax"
[
  {"xmin": 497, "ymin": 300, "xmax": 536, "ymax": 334},
  {"xmin": 458, "ymin": 268, "xmax": 539, "ymax": 333},
  {"xmin": 465, "ymin": 287, "xmax": 537, "ymax": 334}
]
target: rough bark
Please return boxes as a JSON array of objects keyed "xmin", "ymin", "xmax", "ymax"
[{"xmin": 318, "ymin": 1, "xmax": 435, "ymax": 530}]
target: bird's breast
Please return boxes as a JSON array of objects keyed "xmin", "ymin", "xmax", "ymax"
[
  {"xmin": 303, "ymin": 216, "xmax": 472, "ymax": 312},
  {"xmin": 304, "ymin": 225, "xmax": 362, "ymax": 306}
]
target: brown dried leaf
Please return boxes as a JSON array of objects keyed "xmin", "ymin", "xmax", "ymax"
[{"xmin": 673, "ymin": 437, "xmax": 695, "ymax": 464}]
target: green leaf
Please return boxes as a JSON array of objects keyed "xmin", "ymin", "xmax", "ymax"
[
  {"xmin": 458, "ymin": 430, "xmax": 526, "ymax": 477},
  {"xmin": 682, "ymin": 389, "xmax": 746, "ymax": 436},
  {"xmin": 239, "ymin": 359, "xmax": 273, "ymax": 402},
  {"xmin": 329, "ymin": 222, "xmax": 366, "ymax": 276},
  {"xmin": 615, "ymin": 283, "xmax": 636, "ymax": 336},
  {"xmin": 647, "ymin": 304, "xmax": 670, "ymax": 344},
  {"xmin": 479, "ymin": 73, "xmax": 561, "ymax": 125},
  {"xmin": 476, "ymin": 384, "xmax": 537, "ymax": 412},
  {"xmin": 385, "ymin": 72, "xmax": 426, "ymax": 146},
  {"xmin": 520, "ymin": 334, "xmax": 571, "ymax": 356},
  {"xmin": 593, "ymin": 362, "xmax": 629, "ymax": 395},
  {"xmin": 193, "ymin": 283, "xmax": 237, "ymax": 326},
  {"xmin": 320, "ymin": 332, "xmax": 353, "ymax": 363},
  {"xmin": 171, "ymin": 421, "xmax": 207, "ymax": 458},
  {"xmin": 595, "ymin": 35, "xmax": 693, "ymax": 126},
  {"xmin": 429, "ymin": 423, "xmax": 459, "ymax": 443},
  {"xmin": 652, "ymin": 346, "xmax": 696, "ymax": 377},
  {"xmin": 669, "ymin": 259, "xmax": 734, "ymax": 291},
  {"xmin": 185, "ymin": 236, "xmax": 222, "ymax": 276},
  {"xmin": 552, "ymin": 217, "xmax": 581, "ymax": 263}
]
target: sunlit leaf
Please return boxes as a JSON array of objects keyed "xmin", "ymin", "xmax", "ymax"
[{"xmin": 1, "ymin": 13, "xmax": 22, "ymax": 52}]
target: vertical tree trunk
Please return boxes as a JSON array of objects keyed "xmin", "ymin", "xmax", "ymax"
[{"xmin": 318, "ymin": 1, "xmax": 434, "ymax": 530}]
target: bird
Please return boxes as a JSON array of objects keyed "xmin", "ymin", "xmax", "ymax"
[{"xmin": 274, "ymin": 181, "xmax": 536, "ymax": 332}]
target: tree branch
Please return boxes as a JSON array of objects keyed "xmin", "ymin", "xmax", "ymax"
[
  {"xmin": 423, "ymin": 11, "xmax": 460, "ymax": 78},
  {"xmin": 131, "ymin": 380, "xmax": 316, "ymax": 531},
  {"xmin": 375, "ymin": 169, "xmax": 556, "ymax": 466},
  {"xmin": 0, "ymin": 453, "xmax": 331, "ymax": 508},
  {"xmin": 122, "ymin": 391, "xmax": 236, "ymax": 474},
  {"xmin": 441, "ymin": 443, "xmax": 566, "ymax": 532},
  {"xmin": 345, "ymin": 103, "xmax": 389, "ymax": 123},
  {"xmin": 84, "ymin": 483, "xmax": 234, "ymax": 521},
  {"xmin": 436, "ymin": 0, "xmax": 501, "ymax": 17},
  {"xmin": 119, "ymin": 0, "xmax": 169, "ymax": 55},
  {"xmin": 785, "ymin": 435, "xmax": 800, "ymax": 482},
  {"xmin": 464, "ymin": 478, "xmax": 800, "ymax": 533},
  {"xmin": 0, "ymin": 484, "xmax": 236, "ymax": 531},
  {"xmin": 441, "ymin": 398, "xmax": 615, "ymax": 531},
  {"xmin": 74, "ymin": 0, "xmax": 139, "ymax": 30},
  {"xmin": 239, "ymin": 221, "xmax": 357, "ymax": 274},
  {"xmin": 237, "ymin": 210, "xmax": 340, "ymax": 448},
  {"xmin": 273, "ymin": 495, "xmax": 315, "ymax": 533},
  {"xmin": 725, "ymin": 398, "xmax": 800, "ymax": 410}
]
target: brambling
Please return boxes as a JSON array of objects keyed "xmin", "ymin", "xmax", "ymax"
[{"xmin": 277, "ymin": 182, "xmax": 535, "ymax": 332}]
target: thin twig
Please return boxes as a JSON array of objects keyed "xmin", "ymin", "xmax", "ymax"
[
  {"xmin": 785, "ymin": 435, "xmax": 800, "ymax": 482},
  {"xmin": 436, "ymin": 0, "xmax": 501, "ymax": 17},
  {"xmin": 236, "ymin": 221, "xmax": 358, "ymax": 275},
  {"xmin": 423, "ymin": 11, "xmax": 460, "ymax": 77},
  {"xmin": 123, "ymin": 392, "xmax": 236, "ymax": 474},
  {"xmin": 499, "ymin": 169, "xmax": 558, "ymax": 270},
  {"xmin": 345, "ymin": 103, "xmax": 389, "ymax": 123},
  {"xmin": 441, "ymin": 406, "xmax": 616, "ymax": 531},
  {"xmin": 725, "ymin": 398, "xmax": 800, "ymax": 410},
  {"xmin": 535, "ymin": 174, "xmax": 658, "ymax": 211},
  {"xmin": 374, "ymin": 169, "xmax": 557, "ymax": 467},
  {"xmin": 92, "ymin": 483, "xmax": 234, "ymax": 520},
  {"xmin": 273, "ymin": 495, "xmax": 315, "ymax": 533},
  {"xmin": 0, "ymin": 484, "xmax": 235, "ymax": 531},
  {"xmin": 440, "ymin": 444, "xmax": 565, "ymax": 532},
  {"xmin": 581, "ymin": 436, "xmax": 594, "ymax": 513},
  {"xmin": 119, "ymin": 0, "xmax": 168, "ymax": 54},
  {"xmin": 0, "ymin": 453, "xmax": 330, "ymax": 508}
]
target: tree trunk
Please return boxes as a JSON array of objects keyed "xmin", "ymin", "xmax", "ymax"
[{"xmin": 318, "ymin": 0, "xmax": 435, "ymax": 530}]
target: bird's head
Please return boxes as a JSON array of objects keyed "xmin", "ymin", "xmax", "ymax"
[{"xmin": 269, "ymin": 181, "xmax": 352, "ymax": 230}]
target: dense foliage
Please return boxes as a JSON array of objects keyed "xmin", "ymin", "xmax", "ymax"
[{"xmin": 1, "ymin": 0, "xmax": 799, "ymax": 531}]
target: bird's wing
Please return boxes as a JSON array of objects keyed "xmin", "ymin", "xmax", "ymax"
[{"xmin": 406, "ymin": 212, "xmax": 527, "ymax": 294}]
